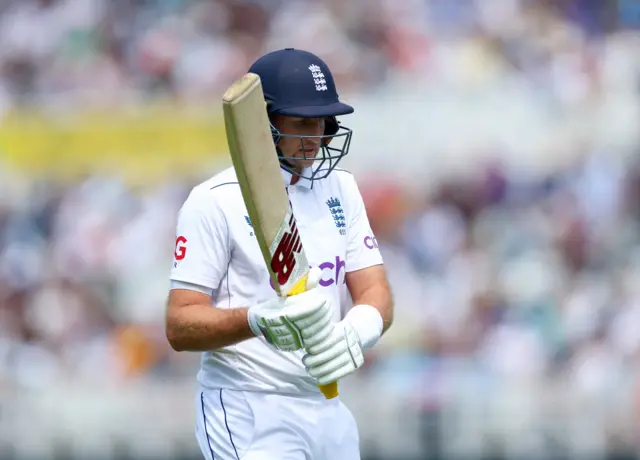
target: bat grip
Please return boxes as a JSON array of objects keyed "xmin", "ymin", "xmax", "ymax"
[
  {"xmin": 287, "ymin": 275, "xmax": 340, "ymax": 400},
  {"xmin": 318, "ymin": 381, "xmax": 339, "ymax": 399}
]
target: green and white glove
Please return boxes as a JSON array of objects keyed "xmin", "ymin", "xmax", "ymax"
[
  {"xmin": 302, "ymin": 304, "xmax": 383, "ymax": 385},
  {"xmin": 247, "ymin": 267, "xmax": 334, "ymax": 352}
]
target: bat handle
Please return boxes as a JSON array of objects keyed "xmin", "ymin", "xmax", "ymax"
[
  {"xmin": 287, "ymin": 275, "xmax": 340, "ymax": 400},
  {"xmin": 319, "ymin": 382, "xmax": 339, "ymax": 399}
]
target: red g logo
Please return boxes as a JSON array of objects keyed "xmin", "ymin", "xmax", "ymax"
[{"xmin": 174, "ymin": 236, "xmax": 187, "ymax": 261}]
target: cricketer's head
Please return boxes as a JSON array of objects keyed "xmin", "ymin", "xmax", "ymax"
[{"xmin": 247, "ymin": 48, "xmax": 353, "ymax": 182}]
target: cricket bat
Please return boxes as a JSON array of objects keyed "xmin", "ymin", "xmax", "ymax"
[{"xmin": 222, "ymin": 72, "xmax": 339, "ymax": 400}]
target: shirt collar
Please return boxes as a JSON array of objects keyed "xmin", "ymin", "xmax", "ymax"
[{"xmin": 280, "ymin": 166, "xmax": 313, "ymax": 189}]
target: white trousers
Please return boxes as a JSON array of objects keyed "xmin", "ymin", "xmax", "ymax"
[{"xmin": 195, "ymin": 388, "xmax": 360, "ymax": 460}]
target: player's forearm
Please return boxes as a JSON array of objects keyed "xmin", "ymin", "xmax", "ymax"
[
  {"xmin": 353, "ymin": 284, "xmax": 394, "ymax": 334},
  {"xmin": 166, "ymin": 305, "xmax": 254, "ymax": 351}
]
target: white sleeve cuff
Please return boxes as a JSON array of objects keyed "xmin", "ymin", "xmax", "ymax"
[
  {"xmin": 345, "ymin": 304, "xmax": 383, "ymax": 349},
  {"xmin": 169, "ymin": 280, "xmax": 213, "ymax": 296}
]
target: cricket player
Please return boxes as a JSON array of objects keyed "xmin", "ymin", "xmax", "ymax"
[{"xmin": 165, "ymin": 48, "xmax": 394, "ymax": 460}]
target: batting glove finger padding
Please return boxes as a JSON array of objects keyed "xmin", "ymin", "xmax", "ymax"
[
  {"xmin": 297, "ymin": 308, "xmax": 334, "ymax": 347},
  {"xmin": 279, "ymin": 289, "xmax": 326, "ymax": 321},
  {"xmin": 302, "ymin": 320, "xmax": 364, "ymax": 385},
  {"xmin": 304, "ymin": 326, "xmax": 343, "ymax": 355},
  {"xmin": 286, "ymin": 302, "xmax": 329, "ymax": 329},
  {"xmin": 247, "ymin": 267, "xmax": 335, "ymax": 353}
]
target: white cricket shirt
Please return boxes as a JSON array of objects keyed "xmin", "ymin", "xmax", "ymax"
[{"xmin": 170, "ymin": 166, "xmax": 383, "ymax": 395}]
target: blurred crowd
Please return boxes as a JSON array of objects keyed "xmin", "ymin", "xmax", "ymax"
[
  {"xmin": 365, "ymin": 152, "xmax": 640, "ymax": 392},
  {"xmin": 0, "ymin": 168, "xmax": 192, "ymax": 388},
  {"xmin": 0, "ymin": 0, "xmax": 640, "ymax": 455},
  {"xmin": 0, "ymin": 0, "xmax": 634, "ymax": 112}
]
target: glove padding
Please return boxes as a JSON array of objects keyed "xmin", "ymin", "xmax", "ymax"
[
  {"xmin": 247, "ymin": 267, "xmax": 334, "ymax": 352},
  {"xmin": 302, "ymin": 318, "xmax": 364, "ymax": 386}
]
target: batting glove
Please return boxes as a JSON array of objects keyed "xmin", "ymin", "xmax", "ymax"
[
  {"xmin": 247, "ymin": 267, "xmax": 334, "ymax": 352},
  {"xmin": 302, "ymin": 304, "xmax": 383, "ymax": 385}
]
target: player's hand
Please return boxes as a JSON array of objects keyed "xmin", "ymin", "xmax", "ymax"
[
  {"xmin": 302, "ymin": 317, "xmax": 364, "ymax": 385},
  {"xmin": 247, "ymin": 267, "xmax": 334, "ymax": 352}
]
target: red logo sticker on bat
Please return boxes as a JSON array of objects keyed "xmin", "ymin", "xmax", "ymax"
[{"xmin": 270, "ymin": 215, "xmax": 303, "ymax": 286}]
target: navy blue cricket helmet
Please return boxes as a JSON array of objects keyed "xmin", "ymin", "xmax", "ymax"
[{"xmin": 248, "ymin": 48, "xmax": 354, "ymax": 181}]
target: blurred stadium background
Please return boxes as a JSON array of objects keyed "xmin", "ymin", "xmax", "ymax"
[{"xmin": 0, "ymin": 0, "xmax": 639, "ymax": 459}]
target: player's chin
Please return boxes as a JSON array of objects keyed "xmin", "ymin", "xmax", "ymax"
[{"xmin": 292, "ymin": 156, "xmax": 318, "ymax": 169}]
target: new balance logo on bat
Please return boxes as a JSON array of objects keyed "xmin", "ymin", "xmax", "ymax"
[{"xmin": 270, "ymin": 214, "xmax": 303, "ymax": 286}]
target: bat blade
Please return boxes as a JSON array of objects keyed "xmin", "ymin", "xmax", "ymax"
[
  {"xmin": 222, "ymin": 72, "xmax": 338, "ymax": 399},
  {"xmin": 222, "ymin": 73, "xmax": 308, "ymax": 297}
]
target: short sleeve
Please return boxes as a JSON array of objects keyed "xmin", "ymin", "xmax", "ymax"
[
  {"xmin": 342, "ymin": 174, "xmax": 384, "ymax": 272},
  {"xmin": 170, "ymin": 189, "xmax": 230, "ymax": 290}
]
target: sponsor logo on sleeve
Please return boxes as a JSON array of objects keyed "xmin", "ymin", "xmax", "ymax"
[
  {"xmin": 173, "ymin": 236, "xmax": 188, "ymax": 267},
  {"xmin": 364, "ymin": 235, "xmax": 378, "ymax": 250}
]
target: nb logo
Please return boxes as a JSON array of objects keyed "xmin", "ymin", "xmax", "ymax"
[{"xmin": 270, "ymin": 214, "xmax": 303, "ymax": 286}]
